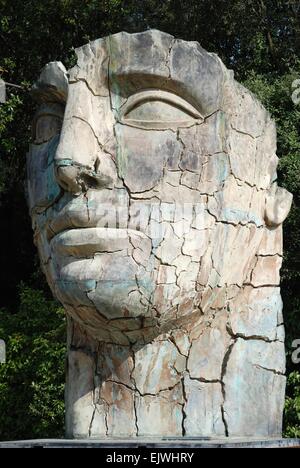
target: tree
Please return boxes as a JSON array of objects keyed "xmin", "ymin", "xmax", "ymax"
[{"xmin": 0, "ymin": 285, "xmax": 65, "ymax": 440}]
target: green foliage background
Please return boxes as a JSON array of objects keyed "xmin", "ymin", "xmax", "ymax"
[{"xmin": 0, "ymin": 0, "xmax": 299, "ymax": 439}]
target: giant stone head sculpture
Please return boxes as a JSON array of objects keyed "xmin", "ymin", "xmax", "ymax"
[{"xmin": 27, "ymin": 30, "xmax": 292, "ymax": 439}]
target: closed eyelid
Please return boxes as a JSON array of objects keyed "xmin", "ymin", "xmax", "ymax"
[
  {"xmin": 121, "ymin": 90, "xmax": 203, "ymax": 119},
  {"xmin": 119, "ymin": 90, "xmax": 203, "ymax": 130},
  {"xmin": 33, "ymin": 103, "xmax": 65, "ymax": 122},
  {"xmin": 34, "ymin": 112, "xmax": 63, "ymax": 126},
  {"xmin": 32, "ymin": 104, "xmax": 65, "ymax": 143}
]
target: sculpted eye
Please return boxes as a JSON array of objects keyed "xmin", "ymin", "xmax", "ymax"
[
  {"xmin": 33, "ymin": 103, "xmax": 64, "ymax": 144},
  {"xmin": 121, "ymin": 90, "xmax": 203, "ymax": 129}
]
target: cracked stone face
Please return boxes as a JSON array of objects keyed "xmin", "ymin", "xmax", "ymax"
[{"xmin": 27, "ymin": 30, "xmax": 292, "ymax": 439}]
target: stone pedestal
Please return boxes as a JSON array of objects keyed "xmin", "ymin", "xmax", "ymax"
[{"xmin": 0, "ymin": 438, "xmax": 299, "ymax": 449}]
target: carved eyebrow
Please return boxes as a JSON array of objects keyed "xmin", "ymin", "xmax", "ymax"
[{"xmin": 120, "ymin": 90, "xmax": 203, "ymax": 119}]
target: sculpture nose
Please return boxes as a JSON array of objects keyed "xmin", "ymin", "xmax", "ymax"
[
  {"xmin": 55, "ymin": 158, "xmax": 112, "ymax": 194},
  {"xmin": 54, "ymin": 114, "xmax": 110, "ymax": 194}
]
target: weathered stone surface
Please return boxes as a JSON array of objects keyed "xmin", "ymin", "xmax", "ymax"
[
  {"xmin": 209, "ymin": 224, "xmax": 264, "ymax": 287},
  {"xmin": 250, "ymin": 255, "xmax": 282, "ymax": 287},
  {"xmin": 135, "ymin": 385, "xmax": 184, "ymax": 436},
  {"xmin": 208, "ymin": 175, "xmax": 266, "ymax": 227},
  {"xmin": 69, "ymin": 38, "xmax": 109, "ymax": 97},
  {"xmin": 183, "ymin": 376, "xmax": 225, "ymax": 436},
  {"xmin": 133, "ymin": 341, "xmax": 186, "ymax": 394},
  {"xmin": 28, "ymin": 30, "xmax": 292, "ymax": 440},
  {"xmin": 31, "ymin": 61, "xmax": 68, "ymax": 103},
  {"xmin": 258, "ymin": 226, "xmax": 283, "ymax": 256},
  {"xmin": 255, "ymin": 120, "xmax": 278, "ymax": 189},
  {"xmin": 66, "ymin": 350, "xmax": 106, "ymax": 439},
  {"xmin": 33, "ymin": 103, "xmax": 64, "ymax": 144},
  {"xmin": 179, "ymin": 112, "xmax": 226, "ymax": 167},
  {"xmin": 97, "ymin": 343, "xmax": 134, "ymax": 388},
  {"xmin": 27, "ymin": 137, "xmax": 61, "ymax": 212},
  {"xmin": 155, "ymin": 229, "xmax": 184, "ymax": 265},
  {"xmin": 115, "ymin": 126, "xmax": 182, "ymax": 193},
  {"xmin": 188, "ymin": 311, "xmax": 231, "ymax": 381},
  {"xmin": 228, "ymin": 130, "xmax": 257, "ymax": 186},
  {"xmin": 59, "ymin": 80, "xmax": 114, "ymax": 159},
  {"xmin": 157, "ymin": 265, "xmax": 177, "ymax": 284},
  {"xmin": 2, "ymin": 439, "xmax": 300, "ymax": 448},
  {"xmin": 182, "ymin": 229, "xmax": 210, "ymax": 262},
  {"xmin": 171, "ymin": 330, "xmax": 191, "ymax": 356},
  {"xmin": 109, "ymin": 30, "xmax": 173, "ymax": 108},
  {"xmin": 177, "ymin": 262, "xmax": 199, "ymax": 291},
  {"xmin": 170, "ymin": 41, "xmax": 225, "ymax": 116},
  {"xmin": 265, "ymin": 184, "xmax": 293, "ymax": 227},
  {"xmin": 199, "ymin": 152, "xmax": 230, "ymax": 195},
  {"xmin": 101, "ymin": 382, "xmax": 136, "ymax": 437},
  {"xmin": 223, "ymin": 339, "xmax": 286, "ymax": 437},
  {"xmin": 223, "ymin": 81, "xmax": 268, "ymax": 138},
  {"xmin": 229, "ymin": 287, "xmax": 282, "ymax": 341}
]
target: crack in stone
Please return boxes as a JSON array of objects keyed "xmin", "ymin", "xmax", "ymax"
[
  {"xmin": 231, "ymin": 123, "xmax": 264, "ymax": 140},
  {"xmin": 116, "ymin": 120, "xmax": 177, "ymax": 133},
  {"xmin": 88, "ymin": 354, "xmax": 98, "ymax": 438},
  {"xmin": 88, "ymin": 403, "xmax": 97, "ymax": 438},
  {"xmin": 220, "ymin": 339, "xmax": 236, "ymax": 437},
  {"xmin": 71, "ymin": 115, "xmax": 107, "ymax": 154},
  {"xmin": 166, "ymin": 38, "xmax": 175, "ymax": 79},
  {"xmin": 133, "ymin": 396, "xmax": 139, "ymax": 437},
  {"xmin": 168, "ymin": 335, "xmax": 189, "ymax": 358},
  {"xmin": 106, "ymin": 377, "xmax": 181, "ymax": 398},
  {"xmin": 188, "ymin": 376, "xmax": 222, "ymax": 384},
  {"xmin": 244, "ymin": 282, "xmax": 280, "ymax": 289},
  {"xmin": 181, "ymin": 378, "xmax": 187, "ymax": 436},
  {"xmin": 253, "ymin": 364, "xmax": 285, "ymax": 376},
  {"xmin": 257, "ymin": 253, "xmax": 283, "ymax": 258},
  {"xmin": 69, "ymin": 76, "xmax": 109, "ymax": 99},
  {"xmin": 226, "ymin": 323, "xmax": 277, "ymax": 343}
]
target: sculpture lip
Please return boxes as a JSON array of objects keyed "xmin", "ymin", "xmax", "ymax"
[
  {"xmin": 46, "ymin": 202, "xmax": 130, "ymax": 242},
  {"xmin": 50, "ymin": 227, "xmax": 149, "ymax": 257}
]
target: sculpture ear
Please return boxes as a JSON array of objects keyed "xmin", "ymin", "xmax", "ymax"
[{"xmin": 265, "ymin": 183, "xmax": 293, "ymax": 227}]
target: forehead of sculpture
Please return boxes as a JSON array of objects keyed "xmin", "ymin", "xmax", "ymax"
[
  {"xmin": 69, "ymin": 30, "xmax": 226, "ymax": 117},
  {"xmin": 110, "ymin": 31, "xmax": 225, "ymax": 117},
  {"xmin": 31, "ymin": 31, "xmax": 226, "ymax": 116}
]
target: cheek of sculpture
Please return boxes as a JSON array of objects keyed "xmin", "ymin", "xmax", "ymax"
[{"xmin": 115, "ymin": 124, "xmax": 182, "ymax": 192}]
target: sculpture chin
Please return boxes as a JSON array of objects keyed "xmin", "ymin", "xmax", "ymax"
[{"xmin": 50, "ymin": 247, "xmax": 203, "ymax": 343}]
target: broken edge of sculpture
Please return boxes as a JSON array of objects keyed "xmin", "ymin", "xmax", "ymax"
[{"xmin": 27, "ymin": 30, "xmax": 293, "ymax": 439}]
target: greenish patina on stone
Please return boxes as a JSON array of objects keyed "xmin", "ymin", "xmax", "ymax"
[{"xmin": 27, "ymin": 30, "xmax": 292, "ymax": 439}]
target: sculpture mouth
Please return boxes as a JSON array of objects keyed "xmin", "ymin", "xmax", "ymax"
[
  {"xmin": 46, "ymin": 200, "xmax": 131, "ymax": 243},
  {"xmin": 50, "ymin": 227, "xmax": 149, "ymax": 257}
]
